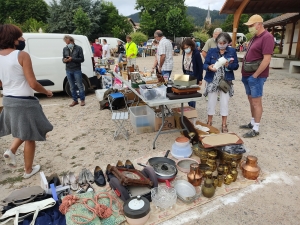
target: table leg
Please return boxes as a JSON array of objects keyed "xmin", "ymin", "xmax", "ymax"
[
  {"xmin": 152, "ymin": 105, "xmax": 165, "ymax": 149},
  {"xmin": 180, "ymin": 103, "xmax": 189, "ymax": 133}
]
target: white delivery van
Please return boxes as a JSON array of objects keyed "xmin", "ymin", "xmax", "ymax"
[
  {"xmin": 23, "ymin": 33, "xmax": 96, "ymax": 96},
  {"xmin": 98, "ymin": 37, "xmax": 125, "ymax": 49},
  {"xmin": 227, "ymin": 32, "xmax": 247, "ymax": 44}
]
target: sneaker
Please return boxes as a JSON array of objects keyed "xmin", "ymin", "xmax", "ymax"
[
  {"xmin": 23, "ymin": 165, "xmax": 41, "ymax": 179},
  {"xmin": 3, "ymin": 149, "xmax": 16, "ymax": 167},
  {"xmin": 243, "ymin": 129, "xmax": 259, "ymax": 138},
  {"xmin": 239, "ymin": 123, "xmax": 253, "ymax": 129}
]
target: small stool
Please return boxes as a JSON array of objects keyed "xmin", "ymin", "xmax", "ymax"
[{"xmin": 108, "ymin": 93, "xmax": 129, "ymax": 140}]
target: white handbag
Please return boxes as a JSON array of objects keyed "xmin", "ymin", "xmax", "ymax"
[{"xmin": 0, "ymin": 198, "xmax": 56, "ymax": 225}]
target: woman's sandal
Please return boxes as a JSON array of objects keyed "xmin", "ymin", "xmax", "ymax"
[{"xmin": 222, "ymin": 125, "xmax": 228, "ymax": 133}]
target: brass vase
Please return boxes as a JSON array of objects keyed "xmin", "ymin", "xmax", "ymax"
[
  {"xmin": 231, "ymin": 168, "xmax": 238, "ymax": 182},
  {"xmin": 201, "ymin": 178, "xmax": 215, "ymax": 198},
  {"xmin": 187, "ymin": 163, "xmax": 202, "ymax": 186},
  {"xmin": 224, "ymin": 174, "xmax": 234, "ymax": 185},
  {"xmin": 241, "ymin": 155, "xmax": 260, "ymax": 180}
]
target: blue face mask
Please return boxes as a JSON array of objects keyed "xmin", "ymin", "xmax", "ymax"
[
  {"xmin": 67, "ymin": 43, "xmax": 74, "ymax": 48},
  {"xmin": 184, "ymin": 47, "xmax": 191, "ymax": 54}
]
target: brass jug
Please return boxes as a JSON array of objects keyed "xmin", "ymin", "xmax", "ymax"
[
  {"xmin": 224, "ymin": 174, "xmax": 234, "ymax": 185},
  {"xmin": 201, "ymin": 178, "xmax": 215, "ymax": 198},
  {"xmin": 187, "ymin": 163, "xmax": 202, "ymax": 186}
]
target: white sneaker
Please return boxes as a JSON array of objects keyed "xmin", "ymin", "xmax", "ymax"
[
  {"xmin": 3, "ymin": 149, "xmax": 16, "ymax": 167},
  {"xmin": 23, "ymin": 165, "xmax": 41, "ymax": 179}
]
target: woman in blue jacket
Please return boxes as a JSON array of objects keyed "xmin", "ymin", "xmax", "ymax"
[
  {"xmin": 181, "ymin": 38, "xmax": 203, "ymax": 108},
  {"xmin": 203, "ymin": 32, "xmax": 239, "ymax": 132}
]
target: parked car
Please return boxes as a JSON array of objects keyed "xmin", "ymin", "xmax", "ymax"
[
  {"xmin": 23, "ymin": 33, "xmax": 96, "ymax": 97},
  {"xmin": 147, "ymin": 39, "xmax": 155, "ymax": 46},
  {"xmin": 98, "ymin": 37, "xmax": 125, "ymax": 49}
]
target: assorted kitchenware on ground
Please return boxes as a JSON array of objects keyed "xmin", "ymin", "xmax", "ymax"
[{"xmin": 0, "ymin": 130, "xmax": 262, "ymax": 225}]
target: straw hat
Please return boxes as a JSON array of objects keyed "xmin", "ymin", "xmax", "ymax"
[{"xmin": 244, "ymin": 14, "xmax": 264, "ymax": 26}]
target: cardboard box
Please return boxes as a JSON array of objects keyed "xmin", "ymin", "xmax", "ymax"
[
  {"xmin": 174, "ymin": 74, "xmax": 197, "ymax": 86},
  {"xmin": 172, "ymin": 106, "xmax": 197, "ymax": 119},
  {"xmin": 155, "ymin": 116, "xmax": 175, "ymax": 131}
]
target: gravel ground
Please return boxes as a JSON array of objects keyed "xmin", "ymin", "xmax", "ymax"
[{"xmin": 0, "ymin": 55, "xmax": 300, "ymax": 225}]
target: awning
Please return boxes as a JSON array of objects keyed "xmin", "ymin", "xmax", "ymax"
[{"xmin": 264, "ymin": 13, "xmax": 300, "ymax": 28}]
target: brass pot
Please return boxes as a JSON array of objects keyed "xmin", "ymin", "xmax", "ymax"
[
  {"xmin": 231, "ymin": 168, "xmax": 238, "ymax": 182},
  {"xmin": 217, "ymin": 165, "xmax": 224, "ymax": 175},
  {"xmin": 207, "ymin": 151, "xmax": 217, "ymax": 159},
  {"xmin": 224, "ymin": 174, "xmax": 234, "ymax": 185},
  {"xmin": 241, "ymin": 155, "xmax": 260, "ymax": 180},
  {"xmin": 220, "ymin": 151, "xmax": 243, "ymax": 165},
  {"xmin": 202, "ymin": 178, "xmax": 215, "ymax": 198},
  {"xmin": 204, "ymin": 170, "xmax": 213, "ymax": 179},
  {"xmin": 217, "ymin": 175, "xmax": 223, "ymax": 187}
]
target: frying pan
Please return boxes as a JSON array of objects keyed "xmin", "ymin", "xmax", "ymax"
[{"xmin": 137, "ymin": 150, "xmax": 177, "ymax": 182}]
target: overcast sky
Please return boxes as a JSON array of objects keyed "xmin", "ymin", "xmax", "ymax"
[{"xmin": 44, "ymin": 0, "xmax": 225, "ymax": 16}]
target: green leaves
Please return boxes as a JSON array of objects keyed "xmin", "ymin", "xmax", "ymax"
[
  {"xmin": 166, "ymin": 7, "xmax": 183, "ymax": 39},
  {"xmin": 129, "ymin": 32, "xmax": 148, "ymax": 46},
  {"xmin": 73, "ymin": 7, "xmax": 91, "ymax": 36}
]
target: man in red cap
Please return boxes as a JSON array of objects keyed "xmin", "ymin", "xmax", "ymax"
[{"xmin": 240, "ymin": 14, "xmax": 274, "ymax": 138}]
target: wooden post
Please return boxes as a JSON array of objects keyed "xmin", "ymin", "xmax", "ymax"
[
  {"xmin": 295, "ymin": 25, "xmax": 300, "ymax": 60},
  {"xmin": 272, "ymin": 26, "xmax": 275, "ymax": 36},
  {"xmin": 232, "ymin": 0, "xmax": 250, "ymax": 47},
  {"xmin": 280, "ymin": 26, "xmax": 284, "ymax": 54},
  {"xmin": 288, "ymin": 22, "xmax": 296, "ymax": 58}
]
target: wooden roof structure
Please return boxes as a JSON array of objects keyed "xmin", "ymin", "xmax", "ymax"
[
  {"xmin": 220, "ymin": 0, "xmax": 300, "ymax": 14},
  {"xmin": 220, "ymin": 0, "xmax": 300, "ymax": 59}
]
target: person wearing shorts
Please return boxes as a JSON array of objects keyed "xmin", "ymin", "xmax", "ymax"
[{"xmin": 240, "ymin": 15, "xmax": 274, "ymax": 138}]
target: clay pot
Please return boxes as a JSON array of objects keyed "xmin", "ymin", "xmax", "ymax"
[
  {"xmin": 201, "ymin": 178, "xmax": 215, "ymax": 198},
  {"xmin": 241, "ymin": 155, "xmax": 260, "ymax": 180}
]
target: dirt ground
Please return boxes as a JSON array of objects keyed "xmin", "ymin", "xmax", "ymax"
[{"xmin": 1, "ymin": 55, "xmax": 300, "ymax": 225}]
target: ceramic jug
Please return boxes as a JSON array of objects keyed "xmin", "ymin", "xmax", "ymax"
[
  {"xmin": 241, "ymin": 155, "xmax": 260, "ymax": 180},
  {"xmin": 201, "ymin": 178, "xmax": 215, "ymax": 198}
]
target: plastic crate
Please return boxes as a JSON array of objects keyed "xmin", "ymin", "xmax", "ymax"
[
  {"xmin": 129, "ymin": 105, "xmax": 155, "ymax": 134},
  {"xmin": 139, "ymin": 84, "xmax": 167, "ymax": 101}
]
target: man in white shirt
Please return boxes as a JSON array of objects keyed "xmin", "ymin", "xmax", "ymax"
[
  {"xmin": 154, "ymin": 30, "xmax": 173, "ymax": 79},
  {"xmin": 102, "ymin": 39, "xmax": 111, "ymax": 58}
]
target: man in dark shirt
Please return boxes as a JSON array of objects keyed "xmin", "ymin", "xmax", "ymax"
[
  {"xmin": 240, "ymin": 15, "xmax": 274, "ymax": 138},
  {"xmin": 63, "ymin": 35, "xmax": 85, "ymax": 107}
]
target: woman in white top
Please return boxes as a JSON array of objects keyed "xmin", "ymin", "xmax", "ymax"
[{"xmin": 0, "ymin": 24, "xmax": 53, "ymax": 179}]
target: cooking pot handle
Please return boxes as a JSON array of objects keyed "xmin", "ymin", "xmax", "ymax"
[
  {"xmin": 165, "ymin": 180, "xmax": 171, "ymax": 187},
  {"xmin": 137, "ymin": 163, "xmax": 147, "ymax": 167},
  {"xmin": 164, "ymin": 150, "xmax": 171, "ymax": 158}
]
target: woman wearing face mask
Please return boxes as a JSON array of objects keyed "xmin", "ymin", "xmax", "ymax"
[
  {"xmin": 181, "ymin": 38, "xmax": 203, "ymax": 108},
  {"xmin": 0, "ymin": 24, "xmax": 53, "ymax": 179},
  {"xmin": 203, "ymin": 32, "xmax": 239, "ymax": 132}
]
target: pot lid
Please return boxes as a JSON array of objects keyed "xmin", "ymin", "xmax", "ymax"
[
  {"xmin": 152, "ymin": 162, "xmax": 177, "ymax": 177},
  {"xmin": 123, "ymin": 196, "xmax": 150, "ymax": 219}
]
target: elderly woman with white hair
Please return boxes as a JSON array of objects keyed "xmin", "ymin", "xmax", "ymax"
[
  {"xmin": 203, "ymin": 32, "xmax": 239, "ymax": 133},
  {"xmin": 202, "ymin": 27, "xmax": 223, "ymax": 58}
]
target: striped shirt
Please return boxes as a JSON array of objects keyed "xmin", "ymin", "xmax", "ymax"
[{"xmin": 157, "ymin": 37, "xmax": 173, "ymax": 71}]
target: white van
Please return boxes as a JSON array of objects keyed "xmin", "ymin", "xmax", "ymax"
[
  {"xmin": 23, "ymin": 33, "xmax": 96, "ymax": 96},
  {"xmin": 227, "ymin": 32, "xmax": 247, "ymax": 44},
  {"xmin": 98, "ymin": 37, "xmax": 125, "ymax": 49}
]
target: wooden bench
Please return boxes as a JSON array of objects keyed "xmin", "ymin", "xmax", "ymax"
[{"xmin": 289, "ymin": 61, "xmax": 300, "ymax": 74}]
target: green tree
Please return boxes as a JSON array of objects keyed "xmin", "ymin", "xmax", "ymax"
[
  {"xmin": 96, "ymin": 1, "xmax": 133, "ymax": 40},
  {"xmin": 192, "ymin": 30, "xmax": 210, "ymax": 43},
  {"xmin": 0, "ymin": 0, "xmax": 49, "ymax": 24},
  {"xmin": 139, "ymin": 11, "xmax": 156, "ymax": 36},
  {"xmin": 73, "ymin": 7, "xmax": 91, "ymax": 36},
  {"xmin": 135, "ymin": 0, "xmax": 193, "ymax": 37},
  {"xmin": 245, "ymin": 32, "xmax": 254, "ymax": 41},
  {"xmin": 221, "ymin": 14, "xmax": 250, "ymax": 34},
  {"xmin": 48, "ymin": 0, "xmax": 102, "ymax": 39},
  {"xmin": 166, "ymin": 7, "xmax": 183, "ymax": 41},
  {"xmin": 22, "ymin": 18, "xmax": 48, "ymax": 33},
  {"xmin": 129, "ymin": 32, "xmax": 148, "ymax": 46}
]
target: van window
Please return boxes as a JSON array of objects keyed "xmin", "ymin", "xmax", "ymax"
[{"xmin": 27, "ymin": 38, "xmax": 85, "ymax": 57}]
